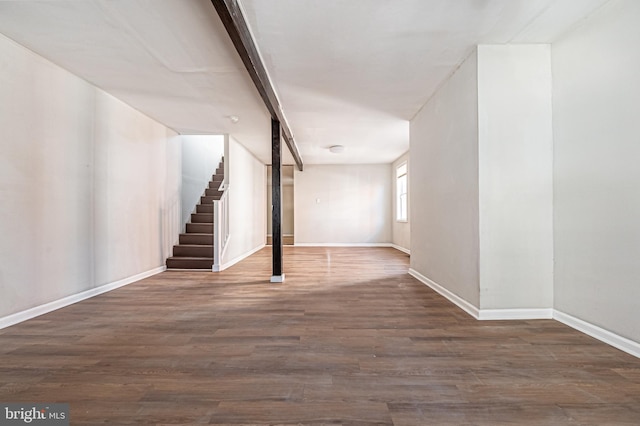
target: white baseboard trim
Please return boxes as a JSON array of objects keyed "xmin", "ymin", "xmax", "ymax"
[
  {"xmin": 215, "ymin": 244, "xmax": 265, "ymax": 272},
  {"xmin": 553, "ymin": 310, "xmax": 640, "ymax": 358},
  {"xmin": 409, "ymin": 269, "xmax": 551, "ymax": 321},
  {"xmin": 390, "ymin": 244, "xmax": 411, "ymax": 255},
  {"xmin": 269, "ymin": 243, "xmax": 409, "ymax": 256},
  {"xmin": 408, "ymin": 268, "xmax": 480, "ymax": 319},
  {"xmin": 0, "ymin": 266, "xmax": 166, "ymax": 330},
  {"xmin": 408, "ymin": 269, "xmax": 640, "ymax": 358},
  {"xmin": 294, "ymin": 242, "xmax": 393, "ymax": 248},
  {"xmin": 478, "ymin": 308, "xmax": 554, "ymax": 320}
]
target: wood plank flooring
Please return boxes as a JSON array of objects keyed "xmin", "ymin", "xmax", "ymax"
[{"xmin": 1, "ymin": 247, "xmax": 639, "ymax": 425}]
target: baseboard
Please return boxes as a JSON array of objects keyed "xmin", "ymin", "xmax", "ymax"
[
  {"xmin": 478, "ymin": 308, "xmax": 554, "ymax": 320},
  {"xmin": 407, "ymin": 269, "xmax": 639, "ymax": 358},
  {"xmin": 554, "ymin": 310, "xmax": 640, "ymax": 358},
  {"xmin": 0, "ymin": 266, "xmax": 166, "ymax": 330},
  {"xmin": 215, "ymin": 243, "xmax": 265, "ymax": 271},
  {"xmin": 269, "ymin": 241, "xmax": 409, "ymax": 253},
  {"xmin": 408, "ymin": 269, "xmax": 553, "ymax": 321},
  {"xmin": 390, "ymin": 244, "xmax": 410, "ymax": 255},
  {"xmin": 408, "ymin": 268, "xmax": 480, "ymax": 319},
  {"xmin": 294, "ymin": 242, "xmax": 393, "ymax": 248}
]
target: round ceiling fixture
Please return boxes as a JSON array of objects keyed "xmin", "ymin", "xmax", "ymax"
[
  {"xmin": 228, "ymin": 115, "xmax": 240, "ymax": 124},
  {"xmin": 329, "ymin": 145, "xmax": 345, "ymax": 154}
]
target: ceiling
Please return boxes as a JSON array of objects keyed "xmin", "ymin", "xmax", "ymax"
[{"xmin": 0, "ymin": 0, "xmax": 609, "ymax": 165}]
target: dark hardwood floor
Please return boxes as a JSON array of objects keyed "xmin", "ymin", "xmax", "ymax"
[{"xmin": 1, "ymin": 247, "xmax": 639, "ymax": 425}]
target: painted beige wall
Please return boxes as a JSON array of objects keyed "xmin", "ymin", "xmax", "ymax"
[
  {"xmin": 552, "ymin": 0, "xmax": 640, "ymax": 342},
  {"xmin": 409, "ymin": 50, "xmax": 480, "ymax": 307},
  {"xmin": 223, "ymin": 136, "xmax": 266, "ymax": 264},
  {"xmin": 0, "ymin": 33, "xmax": 181, "ymax": 319},
  {"xmin": 391, "ymin": 152, "xmax": 410, "ymax": 252},
  {"xmin": 294, "ymin": 164, "xmax": 391, "ymax": 244},
  {"xmin": 477, "ymin": 45, "xmax": 554, "ymax": 310},
  {"xmin": 410, "ymin": 46, "xmax": 554, "ymax": 314}
]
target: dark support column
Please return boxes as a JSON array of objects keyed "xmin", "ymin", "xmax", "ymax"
[{"xmin": 271, "ymin": 118, "xmax": 284, "ymax": 283}]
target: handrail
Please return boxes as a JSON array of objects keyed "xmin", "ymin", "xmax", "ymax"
[{"xmin": 212, "ymin": 181, "xmax": 230, "ymax": 272}]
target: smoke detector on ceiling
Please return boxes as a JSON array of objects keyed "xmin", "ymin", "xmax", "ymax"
[{"xmin": 329, "ymin": 145, "xmax": 345, "ymax": 154}]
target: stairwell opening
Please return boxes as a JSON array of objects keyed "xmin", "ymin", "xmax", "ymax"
[{"xmin": 166, "ymin": 135, "xmax": 224, "ymax": 270}]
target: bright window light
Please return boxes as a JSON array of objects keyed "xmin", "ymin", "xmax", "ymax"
[{"xmin": 396, "ymin": 162, "xmax": 408, "ymax": 222}]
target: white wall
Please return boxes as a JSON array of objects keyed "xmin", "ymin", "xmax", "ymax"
[
  {"xmin": 409, "ymin": 50, "xmax": 480, "ymax": 307},
  {"xmin": 294, "ymin": 164, "xmax": 391, "ymax": 244},
  {"xmin": 0, "ymin": 33, "xmax": 181, "ymax": 319},
  {"xmin": 222, "ymin": 136, "xmax": 266, "ymax": 265},
  {"xmin": 552, "ymin": 0, "xmax": 640, "ymax": 342},
  {"xmin": 181, "ymin": 135, "xmax": 224, "ymax": 228},
  {"xmin": 477, "ymin": 45, "xmax": 554, "ymax": 310},
  {"xmin": 391, "ymin": 152, "xmax": 410, "ymax": 252}
]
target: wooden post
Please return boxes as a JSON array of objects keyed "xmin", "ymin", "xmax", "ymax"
[{"xmin": 271, "ymin": 118, "xmax": 284, "ymax": 283}]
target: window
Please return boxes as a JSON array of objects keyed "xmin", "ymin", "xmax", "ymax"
[{"xmin": 396, "ymin": 162, "xmax": 408, "ymax": 222}]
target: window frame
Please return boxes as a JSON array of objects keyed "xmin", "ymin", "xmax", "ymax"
[{"xmin": 396, "ymin": 162, "xmax": 408, "ymax": 223}]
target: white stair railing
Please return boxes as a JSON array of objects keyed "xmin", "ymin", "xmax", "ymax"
[{"xmin": 212, "ymin": 182, "xmax": 230, "ymax": 272}]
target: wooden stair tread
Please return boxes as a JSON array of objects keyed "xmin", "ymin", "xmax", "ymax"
[
  {"xmin": 166, "ymin": 256, "xmax": 213, "ymax": 269},
  {"xmin": 167, "ymin": 256, "xmax": 213, "ymax": 260},
  {"xmin": 186, "ymin": 223, "xmax": 213, "ymax": 231}
]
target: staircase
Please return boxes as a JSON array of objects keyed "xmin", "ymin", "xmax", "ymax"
[{"xmin": 166, "ymin": 160, "xmax": 224, "ymax": 270}]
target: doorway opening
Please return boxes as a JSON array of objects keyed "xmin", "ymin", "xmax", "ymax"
[{"xmin": 266, "ymin": 165, "xmax": 294, "ymax": 245}]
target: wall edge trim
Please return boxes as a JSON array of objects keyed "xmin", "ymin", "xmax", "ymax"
[
  {"xmin": 405, "ymin": 270, "xmax": 639, "ymax": 359},
  {"xmin": 554, "ymin": 310, "xmax": 640, "ymax": 359},
  {"xmin": 408, "ymin": 268, "xmax": 480, "ymax": 319},
  {"xmin": 294, "ymin": 243, "xmax": 393, "ymax": 247},
  {"xmin": 390, "ymin": 244, "xmax": 411, "ymax": 255},
  {"xmin": 216, "ymin": 244, "xmax": 265, "ymax": 271},
  {"xmin": 0, "ymin": 266, "xmax": 166, "ymax": 330},
  {"xmin": 478, "ymin": 308, "xmax": 554, "ymax": 320}
]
